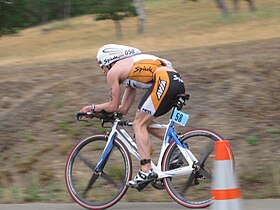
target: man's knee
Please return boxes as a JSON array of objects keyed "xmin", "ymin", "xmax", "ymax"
[{"xmin": 134, "ymin": 112, "xmax": 152, "ymax": 124}]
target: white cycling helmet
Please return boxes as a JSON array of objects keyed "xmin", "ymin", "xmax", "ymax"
[{"xmin": 96, "ymin": 44, "xmax": 141, "ymax": 68}]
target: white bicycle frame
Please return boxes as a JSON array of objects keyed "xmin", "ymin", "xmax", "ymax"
[{"xmin": 96, "ymin": 108, "xmax": 199, "ymax": 180}]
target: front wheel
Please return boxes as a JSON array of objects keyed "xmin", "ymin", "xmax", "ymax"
[
  {"xmin": 162, "ymin": 129, "xmax": 223, "ymax": 208},
  {"xmin": 65, "ymin": 134, "xmax": 132, "ymax": 210}
]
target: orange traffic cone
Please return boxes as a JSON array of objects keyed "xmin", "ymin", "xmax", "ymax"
[{"xmin": 211, "ymin": 141, "xmax": 243, "ymax": 210}]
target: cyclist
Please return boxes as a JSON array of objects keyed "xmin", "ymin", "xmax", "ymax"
[{"xmin": 80, "ymin": 44, "xmax": 185, "ymax": 186}]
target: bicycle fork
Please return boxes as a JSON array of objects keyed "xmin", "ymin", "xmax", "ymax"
[{"xmin": 94, "ymin": 132, "xmax": 116, "ymax": 171}]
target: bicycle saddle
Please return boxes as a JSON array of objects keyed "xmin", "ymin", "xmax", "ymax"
[{"xmin": 174, "ymin": 93, "xmax": 190, "ymax": 110}]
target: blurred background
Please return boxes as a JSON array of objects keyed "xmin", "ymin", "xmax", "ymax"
[{"xmin": 0, "ymin": 0, "xmax": 279, "ymax": 203}]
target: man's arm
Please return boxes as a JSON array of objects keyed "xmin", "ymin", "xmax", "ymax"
[
  {"xmin": 79, "ymin": 58, "xmax": 133, "ymax": 114},
  {"xmin": 118, "ymin": 86, "xmax": 137, "ymax": 115},
  {"xmin": 94, "ymin": 71, "xmax": 121, "ymax": 113}
]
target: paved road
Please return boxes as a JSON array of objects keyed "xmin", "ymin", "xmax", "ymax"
[{"xmin": 0, "ymin": 200, "xmax": 279, "ymax": 210}]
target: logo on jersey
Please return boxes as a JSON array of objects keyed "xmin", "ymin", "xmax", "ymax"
[
  {"xmin": 173, "ymin": 75, "xmax": 183, "ymax": 83},
  {"xmin": 133, "ymin": 66, "xmax": 153, "ymax": 74},
  {"xmin": 156, "ymin": 78, "xmax": 167, "ymax": 100},
  {"xmin": 141, "ymin": 108, "xmax": 152, "ymax": 114}
]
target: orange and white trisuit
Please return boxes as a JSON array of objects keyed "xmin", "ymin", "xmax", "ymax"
[{"xmin": 123, "ymin": 54, "xmax": 185, "ymax": 117}]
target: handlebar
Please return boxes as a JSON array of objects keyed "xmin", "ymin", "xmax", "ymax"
[
  {"xmin": 76, "ymin": 110, "xmax": 132, "ymax": 127},
  {"xmin": 77, "ymin": 110, "xmax": 122, "ymax": 121},
  {"xmin": 76, "ymin": 93, "xmax": 190, "ymax": 126}
]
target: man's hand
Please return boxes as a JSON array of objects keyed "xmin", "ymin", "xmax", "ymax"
[{"xmin": 80, "ymin": 104, "xmax": 95, "ymax": 113}]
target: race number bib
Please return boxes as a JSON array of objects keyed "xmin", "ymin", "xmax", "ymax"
[{"xmin": 171, "ymin": 109, "xmax": 189, "ymax": 126}]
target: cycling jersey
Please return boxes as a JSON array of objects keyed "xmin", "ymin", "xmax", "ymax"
[
  {"xmin": 122, "ymin": 54, "xmax": 185, "ymax": 117},
  {"xmin": 123, "ymin": 54, "xmax": 172, "ymax": 89}
]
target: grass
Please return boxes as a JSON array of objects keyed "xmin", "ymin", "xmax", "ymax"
[
  {"xmin": 13, "ymin": 144, "xmax": 54, "ymax": 174},
  {"xmin": 38, "ymin": 166, "xmax": 55, "ymax": 185},
  {"xmin": 0, "ymin": 169, "xmax": 12, "ymax": 188},
  {"xmin": 22, "ymin": 130, "xmax": 37, "ymax": 142},
  {"xmin": 245, "ymin": 136, "xmax": 258, "ymax": 146},
  {"xmin": 56, "ymin": 116, "xmax": 84, "ymax": 136},
  {"xmin": 24, "ymin": 177, "xmax": 42, "ymax": 202},
  {"xmin": 0, "ymin": 0, "xmax": 279, "ymax": 66},
  {"xmin": 43, "ymin": 22, "xmax": 74, "ymax": 32},
  {"xmin": 16, "ymin": 154, "xmax": 39, "ymax": 174},
  {"xmin": 58, "ymin": 139, "xmax": 76, "ymax": 156},
  {"xmin": 241, "ymin": 166, "xmax": 280, "ymax": 198},
  {"xmin": 266, "ymin": 127, "xmax": 280, "ymax": 134},
  {"xmin": 0, "ymin": 173, "xmax": 70, "ymax": 203},
  {"xmin": 54, "ymin": 116, "xmax": 107, "ymax": 138},
  {"xmin": 272, "ymin": 166, "xmax": 280, "ymax": 196}
]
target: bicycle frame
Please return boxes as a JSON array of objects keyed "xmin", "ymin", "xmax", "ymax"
[
  {"xmin": 95, "ymin": 109, "xmax": 199, "ymax": 180},
  {"xmin": 69, "ymin": 92, "xmax": 220, "ymax": 209}
]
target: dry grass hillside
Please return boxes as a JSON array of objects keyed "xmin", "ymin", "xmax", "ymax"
[{"xmin": 0, "ymin": 0, "xmax": 279, "ymax": 203}]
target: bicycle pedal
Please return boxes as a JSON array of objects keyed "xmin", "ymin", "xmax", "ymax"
[
  {"xmin": 127, "ymin": 179, "xmax": 154, "ymax": 192},
  {"xmin": 127, "ymin": 173, "xmax": 158, "ymax": 191},
  {"xmin": 135, "ymin": 181, "xmax": 151, "ymax": 191}
]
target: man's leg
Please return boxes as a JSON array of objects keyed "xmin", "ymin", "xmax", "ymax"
[
  {"xmin": 147, "ymin": 121, "xmax": 166, "ymax": 140},
  {"xmin": 133, "ymin": 110, "xmax": 155, "ymax": 172}
]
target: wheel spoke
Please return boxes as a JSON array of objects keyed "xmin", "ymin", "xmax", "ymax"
[
  {"xmin": 83, "ymin": 173, "xmax": 99, "ymax": 196},
  {"xmin": 198, "ymin": 141, "xmax": 213, "ymax": 167},
  {"xmin": 199, "ymin": 167, "xmax": 211, "ymax": 179},
  {"xmin": 101, "ymin": 172, "xmax": 118, "ymax": 187},
  {"xmin": 78, "ymin": 154, "xmax": 96, "ymax": 171},
  {"xmin": 181, "ymin": 171, "xmax": 196, "ymax": 194}
]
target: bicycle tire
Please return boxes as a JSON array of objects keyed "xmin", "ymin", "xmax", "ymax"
[
  {"xmin": 162, "ymin": 129, "xmax": 223, "ymax": 208},
  {"xmin": 65, "ymin": 134, "xmax": 132, "ymax": 210}
]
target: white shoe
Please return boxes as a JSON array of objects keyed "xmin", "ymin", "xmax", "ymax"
[{"xmin": 127, "ymin": 169, "xmax": 157, "ymax": 187}]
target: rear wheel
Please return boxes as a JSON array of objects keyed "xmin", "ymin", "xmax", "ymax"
[
  {"xmin": 65, "ymin": 135, "xmax": 132, "ymax": 210},
  {"xmin": 162, "ymin": 129, "xmax": 223, "ymax": 208}
]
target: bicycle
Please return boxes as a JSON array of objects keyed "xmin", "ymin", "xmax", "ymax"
[{"xmin": 65, "ymin": 93, "xmax": 223, "ymax": 210}]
